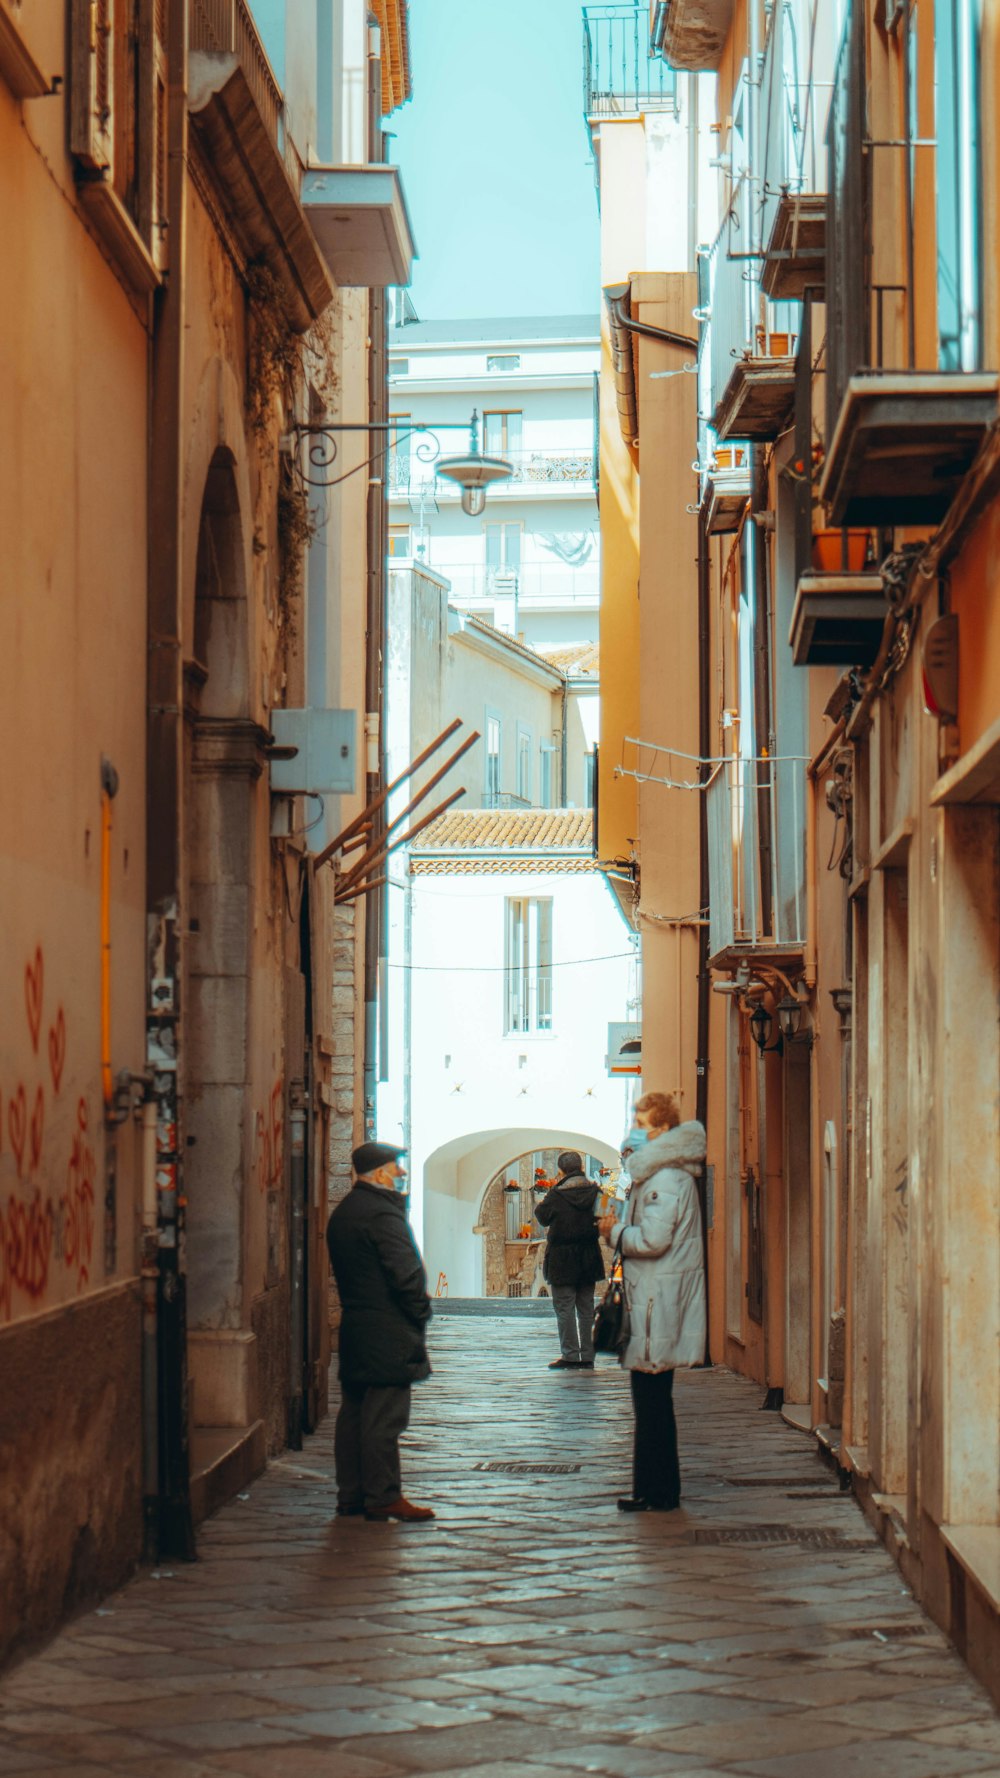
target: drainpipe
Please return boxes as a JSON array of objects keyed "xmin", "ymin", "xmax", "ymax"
[
  {"xmin": 146, "ymin": 0, "xmax": 195, "ymax": 1560},
  {"xmin": 287, "ymin": 1079, "xmax": 307, "ymax": 1448},
  {"xmin": 560, "ymin": 678, "xmax": 569, "ymax": 804},
  {"xmin": 696, "ymin": 510, "xmax": 712, "ymax": 1364},
  {"xmin": 99, "ymin": 757, "xmax": 120, "ymax": 1118},
  {"xmin": 363, "ymin": 13, "xmax": 387, "ymax": 1132},
  {"xmin": 140, "ymin": 1090, "xmax": 159, "ymax": 1557}
]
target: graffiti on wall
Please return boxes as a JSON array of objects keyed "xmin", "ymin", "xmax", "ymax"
[
  {"xmin": 0, "ymin": 947, "xmax": 96, "ymax": 1322},
  {"xmin": 253, "ymin": 1078, "xmax": 284, "ymax": 1195}
]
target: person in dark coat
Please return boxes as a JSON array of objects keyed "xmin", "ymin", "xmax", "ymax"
[
  {"xmin": 534, "ymin": 1149, "xmax": 605, "ymax": 1370},
  {"xmin": 326, "ymin": 1141, "xmax": 434, "ymax": 1522}
]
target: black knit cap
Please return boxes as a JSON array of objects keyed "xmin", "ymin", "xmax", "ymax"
[{"xmin": 353, "ymin": 1141, "xmax": 407, "ymax": 1177}]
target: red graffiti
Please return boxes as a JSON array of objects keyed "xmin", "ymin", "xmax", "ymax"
[
  {"xmin": 0, "ymin": 1188, "xmax": 55, "ymax": 1321},
  {"xmin": 24, "ymin": 948, "xmax": 43, "ymax": 1052},
  {"xmin": 253, "ymin": 1079, "xmax": 284, "ymax": 1192},
  {"xmin": 61, "ymin": 1098, "xmax": 95, "ymax": 1291},
  {"xmin": 29, "ymin": 1087, "xmax": 44, "ymax": 1173},
  {"xmin": 48, "ymin": 1009, "xmax": 66, "ymax": 1093},
  {"xmin": 8, "ymin": 1086, "xmax": 26, "ymax": 1177}
]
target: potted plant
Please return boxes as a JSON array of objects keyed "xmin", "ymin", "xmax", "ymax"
[
  {"xmin": 785, "ymin": 440, "xmax": 872, "ymax": 571},
  {"xmin": 756, "ymin": 326, "xmax": 797, "ymax": 358}
]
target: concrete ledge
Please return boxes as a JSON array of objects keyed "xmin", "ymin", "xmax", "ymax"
[
  {"xmin": 188, "ymin": 1329, "xmax": 259, "ymax": 1428},
  {"xmin": 190, "ymin": 1421, "xmax": 266, "ymax": 1526}
]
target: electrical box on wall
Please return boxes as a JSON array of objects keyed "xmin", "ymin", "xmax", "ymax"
[{"xmin": 268, "ymin": 709, "xmax": 356, "ymax": 795}]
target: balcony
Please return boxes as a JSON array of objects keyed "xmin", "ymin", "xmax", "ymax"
[
  {"xmin": 188, "ymin": 0, "xmax": 333, "ymax": 331},
  {"xmin": 706, "ymin": 756, "xmax": 806, "ymax": 968},
  {"xmin": 704, "ymin": 447, "xmax": 751, "ymax": 535},
  {"xmin": 758, "ymin": 3, "xmax": 827, "ymax": 301},
  {"xmin": 388, "ymin": 448, "xmax": 596, "ymax": 498},
  {"xmin": 707, "ymin": 196, "xmax": 796, "ymax": 443},
  {"xmin": 583, "ymin": 4, "xmax": 676, "ymax": 122},
  {"xmin": 405, "ymin": 561, "xmax": 600, "ymax": 612},
  {"xmin": 821, "ymin": 4, "xmax": 998, "ymax": 528},
  {"xmin": 789, "ymin": 570, "xmax": 888, "ymax": 668},
  {"xmin": 820, "ymin": 373, "xmax": 1000, "ymax": 528},
  {"xmin": 657, "ymin": 0, "xmax": 734, "ymax": 71}
]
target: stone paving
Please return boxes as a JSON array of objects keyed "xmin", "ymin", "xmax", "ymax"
[{"xmin": 3, "ymin": 1307, "xmax": 1000, "ymax": 1778}]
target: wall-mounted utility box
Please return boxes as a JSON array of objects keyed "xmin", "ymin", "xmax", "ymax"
[{"xmin": 269, "ymin": 709, "xmax": 356, "ymax": 795}]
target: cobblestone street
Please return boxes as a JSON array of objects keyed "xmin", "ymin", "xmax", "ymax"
[{"xmin": 2, "ymin": 1308, "xmax": 999, "ymax": 1778}]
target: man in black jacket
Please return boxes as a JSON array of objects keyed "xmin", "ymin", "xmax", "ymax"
[
  {"xmin": 534, "ymin": 1149, "xmax": 605, "ymax": 1370},
  {"xmin": 326, "ymin": 1141, "xmax": 434, "ymax": 1522}
]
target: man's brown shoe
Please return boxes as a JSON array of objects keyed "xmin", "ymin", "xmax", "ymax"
[{"xmin": 364, "ymin": 1495, "xmax": 436, "ymax": 1522}]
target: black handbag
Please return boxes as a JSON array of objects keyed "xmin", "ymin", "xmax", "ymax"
[{"xmin": 592, "ymin": 1234, "xmax": 630, "ymax": 1355}]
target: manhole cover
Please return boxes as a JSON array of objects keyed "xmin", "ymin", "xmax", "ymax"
[
  {"xmin": 472, "ymin": 1461, "xmax": 582, "ymax": 1475},
  {"xmin": 689, "ymin": 1525, "xmax": 872, "ymax": 1550}
]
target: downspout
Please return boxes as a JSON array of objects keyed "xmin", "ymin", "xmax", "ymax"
[
  {"xmin": 560, "ymin": 677, "xmax": 569, "ymax": 805},
  {"xmin": 363, "ymin": 13, "xmax": 387, "ymax": 1132},
  {"xmin": 805, "ymin": 715, "xmax": 848, "ymax": 992},
  {"xmin": 696, "ymin": 508, "xmax": 712, "ymax": 1363},
  {"xmin": 145, "ymin": 0, "xmax": 194, "ymax": 1560},
  {"xmin": 99, "ymin": 757, "xmax": 119, "ymax": 1117}
]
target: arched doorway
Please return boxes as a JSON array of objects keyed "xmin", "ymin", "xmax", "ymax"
[
  {"xmin": 420, "ymin": 1127, "xmax": 620, "ymax": 1299},
  {"xmin": 183, "ymin": 450, "xmax": 255, "ymax": 1422},
  {"xmin": 479, "ymin": 1145, "xmax": 619, "ymax": 1299}
]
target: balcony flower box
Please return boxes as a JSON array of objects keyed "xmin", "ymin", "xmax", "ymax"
[{"xmin": 812, "ymin": 529, "xmax": 871, "ymax": 573}]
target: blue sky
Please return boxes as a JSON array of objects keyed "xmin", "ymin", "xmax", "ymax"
[{"xmin": 389, "ymin": 0, "xmax": 601, "ymax": 320}]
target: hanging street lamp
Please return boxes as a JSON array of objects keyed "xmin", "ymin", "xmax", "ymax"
[{"xmin": 434, "ymin": 409, "xmax": 514, "ymax": 516}]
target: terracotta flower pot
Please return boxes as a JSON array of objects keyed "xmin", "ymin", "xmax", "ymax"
[{"xmin": 812, "ymin": 529, "xmax": 871, "ymax": 572}]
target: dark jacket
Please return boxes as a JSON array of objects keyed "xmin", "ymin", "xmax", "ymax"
[
  {"xmin": 534, "ymin": 1174, "xmax": 605, "ymax": 1288},
  {"xmin": 326, "ymin": 1181, "xmax": 432, "ymax": 1389}
]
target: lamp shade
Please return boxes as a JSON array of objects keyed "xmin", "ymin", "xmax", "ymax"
[
  {"xmin": 749, "ymin": 1002, "xmax": 772, "ymax": 1051},
  {"xmin": 776, "ymin": 994, "xmax": 802, "ymax": 1041}
]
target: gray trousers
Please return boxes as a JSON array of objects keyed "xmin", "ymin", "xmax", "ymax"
[
  {"xmin": 550, "ymin": 1282, "xmax": 596, "ymax": 1362},
  {"xmin": 334, "ymin": 1382, "xmax": 411, "ymax": 1510}
]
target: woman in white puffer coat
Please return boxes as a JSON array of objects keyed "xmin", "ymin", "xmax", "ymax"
[{"xmin": 598, "ymin": 1092, "xmax": 707, "ymax": 1513}]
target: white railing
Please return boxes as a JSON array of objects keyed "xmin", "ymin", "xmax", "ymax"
[
  {"xmin": 706, "ymin": 755, "xmax": 807, "ymax": 957},
  {"xmin": 434, "ymin": 561, "xmax": 600, "ymax": 610},
  {"xmin": 388, "ymin": 447, "xmax": 595, "ymax": 497}
]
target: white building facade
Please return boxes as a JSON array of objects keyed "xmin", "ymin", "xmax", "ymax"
[
  {"xmin": 397, "ymin": 811, "xmax": 636, "ymax": 1297},
  {"xmin": 386, "ymin": 315, "xmax": 601, "ymax": 651}
]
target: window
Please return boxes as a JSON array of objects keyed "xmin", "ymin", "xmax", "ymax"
[
  {"xmin": 487, "ymin": 354, "xmax": 521, "ymax": 373},
  {"xmin": 70, "ymin": 0, "xmax": 168, "ymax": 283},
  {"xmin": 388, "ymin": 525, "xmax": 411, "ymax": 558},
  {"xmin": 517, "ymin": 727, "xmax": 532, "ymax": 804},
  {"xmin": 505, "ymin": 898, "xmax": 553, "ymax": 1034},
  {"xmin": 936, "ymin": 0, "xmax": 983, "ymax": 369},
  {"xmin": 483, "ymin": 410, "xmax": 523, "ymax": 456},
  {"xmin": 485, "ymin": 522, "xmax": 522, "ymax": 574},
  {"xmin": 539, "ymin": 741, "xmax": 557, "ymax": 808},
  {"xmin": 585, "ymin": 751, "xmax": 597, "ymax": 809},
  {"xmin": 485, "ymin": 714, "xmax": 502, "ymax": 803},
  {"xmin": 389, "ymin": 358, "xmax": 410, "ymax": 378}
]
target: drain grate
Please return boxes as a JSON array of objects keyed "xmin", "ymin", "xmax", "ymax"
[
  {"xmin": 725, "ymin": 1476, "xmax": 830, "ymax": 1488},
  {"xmin": 472, "ymin": 1460, "xmax": 582, "ymax": 1475},
  {"xmin": 845, "ymin": 1622, "xmax": 931, "ymax": 1641},
  {"xmin": 689, "ymin": 1525, "xmax": 873, "ymax": 1550}
]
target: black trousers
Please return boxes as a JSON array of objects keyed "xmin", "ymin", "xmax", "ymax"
[
  {"xmin": 630, "ymin": 1368, "xmax": 681, "ymax": 1507},
  {"xmin": 334, "ymin": 1382, "xmax": 411, "ymax": 1511}
]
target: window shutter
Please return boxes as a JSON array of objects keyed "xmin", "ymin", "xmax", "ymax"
[
  {"xmin": 71, "ymin": 0, "xmax": 115, "ymax": 173},
  {"xmin": 137, "ymin": 0, "xmax": 168, "ymax": 266}
]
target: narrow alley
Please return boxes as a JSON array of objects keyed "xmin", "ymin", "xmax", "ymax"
[{"xmin": 3, "ymin": 1308, "xmax": 999, "ymax": 1778}]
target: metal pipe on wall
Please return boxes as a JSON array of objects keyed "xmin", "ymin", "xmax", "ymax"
[
  {"xmin": 695, "ymin": 509, "xmax": 712, "ymax": 1363},
  {"xmin": 363, "ymin": 13, "xmax": 388, "ymax": 1130}
]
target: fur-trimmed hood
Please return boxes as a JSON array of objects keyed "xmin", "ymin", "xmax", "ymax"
[{"xmin": 627, "ymin": 1120, "xmax": 706, "ymax": 1187}]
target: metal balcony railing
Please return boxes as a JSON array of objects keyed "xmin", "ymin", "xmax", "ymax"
[
  {"xmin": 388, "ymin": 447, "xmax": 595, "ymax": 496},
  {"xmin": 759, "ymin": 0, "xmax": 831, "ymax": 252},
  {"xmin": 582, "ymin": 4, "xmax": 677, "ymax": 121},
  {"xmin": 189, "ymin": 0, "xmax": 282, "ymax": 140},
  {"xmin": 706, "ymin": 755, "xmax": 807, "ymax": 958},
  {"xmin": 436, "ymin": 562, "xmax": 600, "ymax": 610},
  {"xmin": 706, "ymin": 183, "xmax": 755, "ymax": 419}
]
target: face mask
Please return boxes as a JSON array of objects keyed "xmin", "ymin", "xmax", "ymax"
[{"xmin": 622, "ymin": 1127, "xmax": 647, "ymax": 1154}]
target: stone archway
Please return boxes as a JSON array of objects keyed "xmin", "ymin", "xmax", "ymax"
[
  {"xmin": 478, "ymin": 1144, "xmax": 618, "ymax": 1299},
  {"xmin": 420, "ymin": 1127, "xmax": 620, "ymax": 1299},
  {"xmin": 183, "ymin": 448, "xmax": 256, "ymax": 1426}
]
